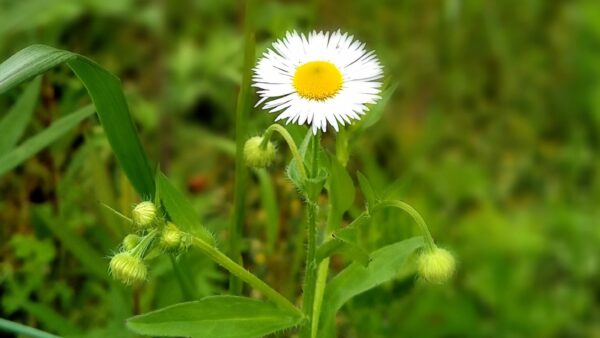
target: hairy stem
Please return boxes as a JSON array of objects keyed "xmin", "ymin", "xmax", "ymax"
[
  {"xmin": 375, "ymin": 200, "xmax": 436, "ymax": 252},
  {"xmin": 301, "ymin": 132, "xmax": 321, "ymax": 338},
  {"xmin": 261, "ymin": 123, "xmax": 308, "ymax": 180},
  {"xmin": 192, "ymin": 237, "xmax": 302, "ymax": 317}
]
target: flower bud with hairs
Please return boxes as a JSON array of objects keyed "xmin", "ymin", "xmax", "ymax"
[
  {"xmin": 243, "ymin": 136, "xmax": 275, "ymax": 168},
  {"xmin": 159, "ymin": 222, "xmax": 191, "ymax": 253},
  {"xmin": 418, "ymin": 247, "xmax": 456, "ymax": 284},
  {"xmin": 132, "ymin": 201, "xmax": 159, "ymax": 230},
  {"xmin": 122, "ymin": 234, "xmax": 141, "ymax": 251},
  {"xmin": 109, "ymin": 252, "xmax": 148, "ymax": 286}
]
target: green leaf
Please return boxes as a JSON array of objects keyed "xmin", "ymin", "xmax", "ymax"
[
  {"xmin": 319, "ymin": 237, "xmax": 424, "ymax": 337},
  {"xmin": 315, "ymin": 235, "xmax": 370, "ymax": 267},
  {"xmin": 156, "ymin": 171, "xmax": 215, "ymax": 245},
  {"xmin": 0, "ymin": 46, "xmax": 75, "ymax": 91},
  {"xmin": 286, "ymin": 129, "xmax": 312, "ymax": 190},
  {"xmin": 0, "ymin": 318, "xmax": 60, "ymax": 338},
  {"xmin": 0, "ymin": 44, "xmax": 155, "ymax": 198},
  {"xmin": 0, "ymin": 76, "xmax": 41, "ymax": 154},
  {"xmin": 356, "ymin": 171, "xmax": 378, "ymax": 209},
  {"xmin": 287, "ymin": 130, "xmax": 328, "ymax": 195},
  {"xmin": 127, "ymin": 296, "xmax": 302, "ymax": 338},
  {"xmin": 0, "ymin": 105, "xmax": 95, "ymax": 177},
  {"xmin": 316, "ymin": 214, "xmax": 372, "ymax": 266},
  {"xmin": 327, "ymin": 154, "xmax": 355, "ymax": 216}
]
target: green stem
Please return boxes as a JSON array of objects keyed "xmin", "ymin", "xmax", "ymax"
[
  {"xmin": 311, "ymin": 149, "xmax": 343, "ymax": 337},
  {"xmin": 229, "ymin": 0, "xmax": 256, "ymax": 294},
  {"xmin": 261, "ymin": 123, "xmax": 308, "ymax": 180},
  {"xmin": 311, "ymin": 258, "xmax": 329, "ymax": 337},
  {"xmin": 192, "ymin": 237, "xmax": 303, "ymax": 317},
  {"xmin": 375, "ymin": 200, "xmax": 436, "ymax": 252},
  {"xmin": 301, "ymin": 132, "xmax": 321, "ymax": 338}
]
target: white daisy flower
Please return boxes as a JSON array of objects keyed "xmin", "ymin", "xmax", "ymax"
[{"xmin": 253, "ymin": 30, "xmax": 383, "ymax": 134}]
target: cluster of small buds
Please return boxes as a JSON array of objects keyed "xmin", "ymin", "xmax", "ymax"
[
  {"xmin": 109, "ymin": 201, "xmax": 191, "ymax": 286},
  {"xmin": 243, "ymin": 136, "xmax": 275, "ymax": 168},
  {"xmin": 417, "ymin": 247, "xmax": 456, "ymax": 284}
]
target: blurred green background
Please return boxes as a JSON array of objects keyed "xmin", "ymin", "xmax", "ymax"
[{"xmin": 1, "ymin": 0, "xmax": 599, "ymax": 337}]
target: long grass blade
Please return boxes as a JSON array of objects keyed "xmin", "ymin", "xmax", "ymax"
[
  {"xmin": 0, "ymin": 44, "xmax": 155, "ymax": 198},
  {"xmin": 0, "ymin": 318, "xmax": 60, "ymax": 338},
  {"xmin": 0, "ymin": 76, "xmax": 41, "ymax": 154},
  {"xmin": 0, "ymin": 105, "xmax": 95, "ymax": 176}
]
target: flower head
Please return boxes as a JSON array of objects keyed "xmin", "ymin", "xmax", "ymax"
[
  {"xmin": 418, "ymin": 248, "xmax": 455, "ymax": 284},
  {"xmin": 109, "ymin": 252, "xmax": 147, "ymax": 286},
  {"xmin": 253, "ymin": 30, "xmax": 383, "ymax": 134},
  {"xmin": 132, "ymin": 201, "xmax": 158, "ymax": 230},
  {"xmin": 244, "ymin": 136, "xmax": 276, "ymax": 168}
]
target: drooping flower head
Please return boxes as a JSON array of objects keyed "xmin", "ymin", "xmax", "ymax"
[{"xmin": 253, "ymin": 30, "xmax": 383, "ymax": 134}]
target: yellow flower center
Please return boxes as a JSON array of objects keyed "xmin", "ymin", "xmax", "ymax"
[{"xmin": 293, "ymin": 61, "xmax": 343, "ymax": 100}]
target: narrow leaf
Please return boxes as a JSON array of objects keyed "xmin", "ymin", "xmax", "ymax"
[
  {"xmin": 315, "ymin": 235, "xmax": 370, "ymax": 267},
  {"xmin": 0, "ymin": 44, "xmax": 155, "ymax": 198},
  {"xmin": 68, "ymin": 57, "xmax": 155, "ymax": 198},
  {"xmin": 0, "ymin": 46, "xmax": 75, "ymax": 92},
  {"xmin": 286, "ymin": 129, "xmax": 312, "ymax": 190},
  {"xmin": 328, "ymin": 154, "xmax": 355, "ymax": 216},
  {"xmin": 316, "ymin": 214, "xmax": 372, "ymax": 266},
  {"xmin": 127, "ymin": 296, "xmax": 302, "ymax": 338},
  {"xmin": 356, "ymin": 171, "xmax": 378, "ymax": 209},
  {"xmin": 0, "ymin": 76, "xmax": 41, "ymax": 154},
  {"xmin": 156, "ymin": 172, "xmax": 215, "ymax": 245},
  {"xmin": 0, "ymin": 105, "xmax": 95, "ymax": 176},
  {"xmin": 0, "ymin": 318, "xmax": 60, "ymax": 338},
  {"xmin": 320, "ymin": 237, "xmax": 424, "ymax": 336}
]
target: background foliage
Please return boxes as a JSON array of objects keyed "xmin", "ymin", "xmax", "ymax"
[{"xmin": 1, "ymin": 0, "xmax": 599, "ymax": 337}]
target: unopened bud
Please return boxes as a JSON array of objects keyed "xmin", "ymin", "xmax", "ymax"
[
  {"xmin": 243, "ymin": 136, "xmax": 275, "ymax": 168},
  {"xmin": 132, "ymin": 201, "xmax": 158, "ymax": 230},
  {"xmin": 122, "ymin": 234, "xmax": 141, "ymax": 251},
  {"xmin": 159, "ymin": 222, "xmax": 185, "ymax": 252},
  {"xmin": 418, "ymin": 247, "xmax": 455, "ymax": 284},
  {"xmin": 109, "ymin": 252, "xmax": 147, "ymax": 286}
]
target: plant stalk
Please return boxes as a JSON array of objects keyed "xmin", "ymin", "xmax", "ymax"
[
  {"xmin": 376, "ymin": 200, "xmax": 436, "ymax": 252},
  {"xmin": 229, "ymin": 0, "xmax": 256, "ymax": 294},
  {"xmin": 192, "ymin": 237, "xmax": 302, "ymax": 317},
  {"xmin": 261, "ymin": 123, "xmax": 308, "ymax": 180},
  {"xmin": 301, "ymin": 132, "xmax": 321, "ymax": 338}
]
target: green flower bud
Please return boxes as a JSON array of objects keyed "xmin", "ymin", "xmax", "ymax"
[
  {"xmin": 243, "ymin": 136, "xmax": 275, "ymax": 168},
  {"xmin": 418, "ymin": 247, "xmax": 455, "ymax": 284},
  {"xmin": 109, "ymin": 252, "xmax": 147, "ymax": 286},
  {"xmin": 122, "ymin": 234, "xmax": 141, "ymax": 251},
  {"xmin": 132, "ymin": 201, "xmax": 158, "ymax": 230},
  {"xmin": 159, "ymin": 222, "xmax": 182, "ymax": 251}
]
